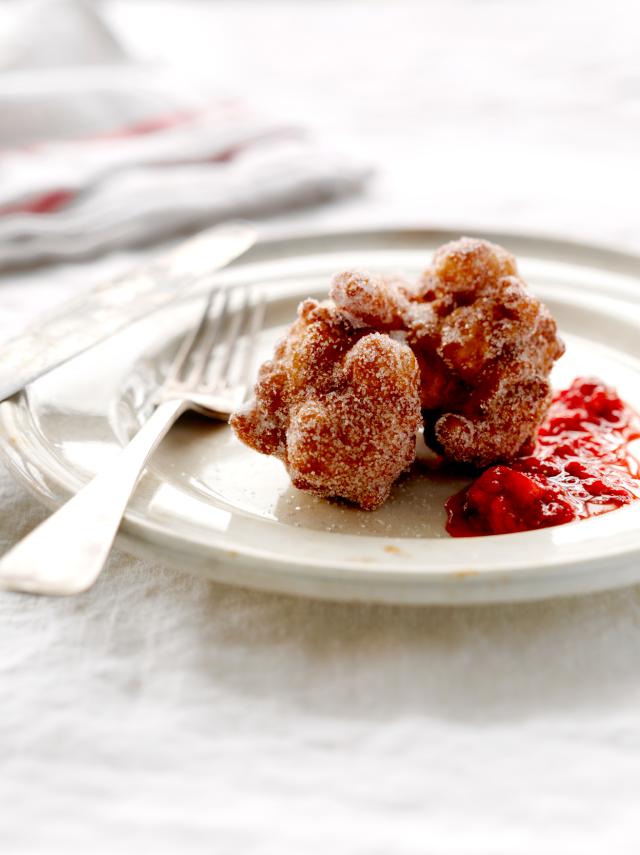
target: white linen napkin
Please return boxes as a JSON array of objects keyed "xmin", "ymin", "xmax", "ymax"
[{"xmin": 0, "ymin": 0, "xmax": 370, "ymax": 268}]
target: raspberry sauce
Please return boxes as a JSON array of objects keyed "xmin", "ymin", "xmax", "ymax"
[{"xmin": 446, "ymin": 378, "xmax": 640, "ymax": 537}]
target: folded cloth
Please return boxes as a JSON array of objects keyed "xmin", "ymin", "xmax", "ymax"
[{"xmin": 0, "ymin": 0, "xmax": 370, "ymax": 268}]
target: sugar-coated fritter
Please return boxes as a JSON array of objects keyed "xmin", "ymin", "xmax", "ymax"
[
  {"xmin": 331, "ymin": 238, "xmax": 564, "ymax": 467},
  {"xmin": 232, "ymin": 236, "xmax": 565, "ymax": 509},
  {"xmin": 230, "ymin": 298, "xmax": 422, "ymax": 510}
]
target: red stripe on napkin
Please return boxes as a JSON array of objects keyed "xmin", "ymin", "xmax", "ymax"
[
  {"xmin": 0, "ymin": 120, "xmax": 301, "ymax": 217},
  {"xmin": 0, "ymin": 189, "xmax": 75, "ymax": 215}
]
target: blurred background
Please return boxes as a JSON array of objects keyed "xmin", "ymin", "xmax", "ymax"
[
  {"xmin": 1, "ymin": 0, "xmax": 639, "ymax": 256},
  {"xmin": 93, "ymin": 0, "xmax": 637, "ymax": 241}
]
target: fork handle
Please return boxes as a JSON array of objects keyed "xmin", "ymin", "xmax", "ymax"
[{"xmin": 0, "ymin": 398, "xmax": 188, "ymax": 595}]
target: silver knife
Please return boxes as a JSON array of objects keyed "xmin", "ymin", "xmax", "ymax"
[{"xmin": 0, "ymin": 221, "xmax": 256, "ymax": 402}]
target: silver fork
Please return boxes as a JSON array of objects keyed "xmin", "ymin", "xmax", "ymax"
[{"xmin": 0, "ymin": 286, "xmax": 265, "ymax": 596}]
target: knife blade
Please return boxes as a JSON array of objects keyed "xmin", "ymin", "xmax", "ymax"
[{"xmin": 0, "ymin": 221, "xmax": 256, "ymax": 402}]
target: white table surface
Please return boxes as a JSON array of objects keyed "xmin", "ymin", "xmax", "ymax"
[{"xmin": 3, "ymin": 1, "xmax": 640, "ymax": 852}]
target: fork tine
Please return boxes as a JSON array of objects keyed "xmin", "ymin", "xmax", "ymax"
[
  {"xmin": 208, "ymin": 286, "xmax": 250, "ymax": 390},
  {"xmin": 238, "ymin": 293, "xmax": 266, "ymax": 396},
  {"xmin": 186, "ymin": 288, "xmax": 231, "ymax": 387},
  {"xmin": 163, "ymin": 286, "xmax": 220, "ymax": 389}
]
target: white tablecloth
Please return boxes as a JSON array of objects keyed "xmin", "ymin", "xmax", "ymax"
[{"xmin": 3, "ymin": 2, "xmax": 640, "ymax": 852}]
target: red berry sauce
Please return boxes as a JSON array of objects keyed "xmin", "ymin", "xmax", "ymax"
[{"xmin": 446, "ymin": 378, "xmax": 640, "ymax": 537}]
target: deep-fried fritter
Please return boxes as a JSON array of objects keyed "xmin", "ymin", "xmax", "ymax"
[
  {"xmin": 330, "ymin": 237, "xmax": 565, "ymax": 467},
  {"xmin": 232, "ymin": 236, "xmax": 565, "ymax": 510},
  {"xmin": 230, "ymin": 298, "xmax": 422, "ymax": 510}
]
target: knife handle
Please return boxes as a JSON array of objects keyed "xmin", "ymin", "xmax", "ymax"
[{"xmin": 0, "ymin": 399, "xmax": 187, "ymax": 595}]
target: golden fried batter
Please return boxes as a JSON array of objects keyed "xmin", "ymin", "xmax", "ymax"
[
  {"xmin": 331, "ymin": 237, "xmax": 565, "ymax": 467},
  {"xmin": 230, "ymin": 299, "xmax": 422, "ymax": 510},
  {"xmin": 232, "ymin": 236, "xmax": 565, "ymax": 508}
]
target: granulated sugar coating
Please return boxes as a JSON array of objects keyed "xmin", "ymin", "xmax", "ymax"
[
  {"xmin": 332, "ymin": 237, "xmax": 565, "ymax": 467},
  {"xmin": 230, "ymin": 299, "xmax": 422, "ymax": 510},
  {"xmin": 231, "ymin": 237, "xmax": 565, "ymax": 509}
]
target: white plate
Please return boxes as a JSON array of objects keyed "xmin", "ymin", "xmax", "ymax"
[{"xmin": 2, "ymin": 226, "xmax": 640, "ymax": 604}]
